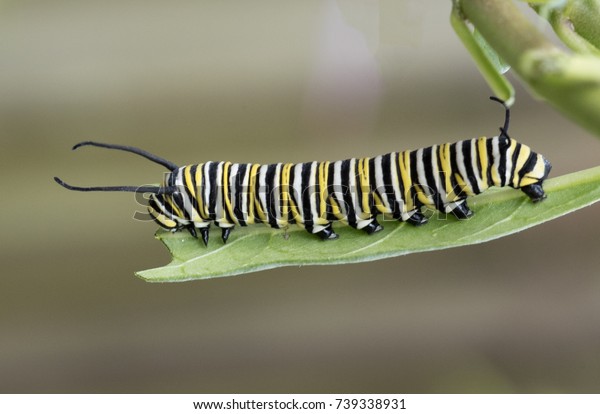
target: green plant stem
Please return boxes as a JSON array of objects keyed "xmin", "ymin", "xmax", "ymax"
[{"xmin": 459, "ymin": 0, "xmax": 600, "ymax": 138}]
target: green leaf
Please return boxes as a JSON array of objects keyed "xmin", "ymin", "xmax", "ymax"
[
  {"xmin": 136, "ymin": 166, "xmax": 600, "ymax": 282},
  {"xmin": 450, "ymin": 2, "xmax": 515, "ymax": 105}
]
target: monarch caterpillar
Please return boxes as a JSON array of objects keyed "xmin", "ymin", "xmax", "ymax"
[{"xmin": 55, "ymin": 97, "xmax": 551, "ymax": 246}]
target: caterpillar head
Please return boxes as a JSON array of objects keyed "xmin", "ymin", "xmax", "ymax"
[
  {"xmin": 518, "ymin": 151, "xmax": 552, "ymax": 203},
  {"xmin": 487, "ymin": 98, "xmax": 551, "ymax": 203},
  {"xmin": 148, "ymin": 192, "xmax": 181, "ymax": 230},
  {"xmin": 54, "ymin": 141, "xmax": 185, "ymax": 227}
]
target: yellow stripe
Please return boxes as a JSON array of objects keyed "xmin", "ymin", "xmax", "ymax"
[
  {"xmin": 373, "ymin": 192, "xmax": 386, "ymax": 214},
  {"xmin": 477, "ymin": 137, "xmax": 489, "ymax": 188},
  {"xmin": 317, "ymin": 161, "xmax": 329, "ymax": 224},
  {"xmin": 288, "ymin": 195, "xmax": 301, "ymax": 225},
  {"xmin": 183, "ymin": 166, "xmax": 199, "ymax": 222},
  {"xmin": 439, "ymin": 144, "xmax": 455, "ymax": 200},
  {"xmin": 359, "ymin": 158, "xmax": 370, "ymax": 214},
  {"xmin": 184, "ymin": 166, "xmax": 196, "ymax": 199},
  {"xmin": 222, "ymin": 162, "xmax": 235, "ymax": 222},
  {"xmin": 416, "ymin": 185, "xmax": 430, "ymax": 206},
  {"xmin": 521, "ymin": 154, "xmax": 545, "ymax": 187},
  {"xmin": 399, "ymin": 152, "xmax": 413, "ymax": 211},
  {"xmin": 280, "ymin": 163, "xmax": 292, "ymax": 226},
  {"xmin": 195, "ymin": 163, "xmax": 208, "ymax": 220},
  {"xmin": 454, "ymin": 173, "xmax": 469, "ymax": 195},
  {"xmin": 164, "ymin": 191, "xmax": 184, "ymax": 218},
  {"xmin": 328, "ymin": 195, "xmax": 343, "ymax": 220},
  {"xmin": 149, "ymin": 205, "xmax": 177, "ymax": 228},
  {"xmin": 513, "ymin": 145, "xmax": 531, "ymax": 187}
]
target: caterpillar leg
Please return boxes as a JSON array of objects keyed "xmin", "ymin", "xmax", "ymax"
[
  {"xmin": 187, "ymin": 225, "xmax": 198, "ymax": 238},
  {"xmin": 362, "ymin": 217, "xmax": 383, "ymax": 234},
  {"xmin": 406, "ymin": 211, "xmax": 428, "ymax": 226},
  {"xmin": 345, "ymin": 215, "xmax": 384, "ymax": 235},
  {"xmin": 221, "ymin": 227, "xmax": 233, "ymax": 244},
  {"xmin": 199, "ymin": 226, "xmax": 210, "ymax": 246},
  {"xmin": 449, "ymin": 201, "xmax": 473, "ymax": 220},
  {"xmin": 315, "ymin": 223, "xmax": 339, "ymax": 240}
]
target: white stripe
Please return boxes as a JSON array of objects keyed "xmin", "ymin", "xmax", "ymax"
[
  {"xmin": 228, "ymin": 163, "xmax": 239, "ymax": 225},
  {"xmin": 308, "ymin": 161, "xmax": 320, "ymax": 231},
  {"xmin": 273, "ymin": 163, "xmax": 283, "ymax": 226},
  {"xmin": 349, "ymin": 158, "xmax": 358, "ymax": 216},
  {"xmin": 332, "ymin": 160, "xmax": 346, "ymax": 217},
  {"xmin": 374, "ymin": 155, "xmax": 390, "ymax": 213},
  {"xmin": 202, "ymin": 162, "xmax": 212, "ymax": 217},
  {"xmin": 492, "ymin": 138, "xmax": 501, "ymax": 186},
  {"xmin": 504, "ymin": 141, "xmax": 513, "ymax": 186},
  {"xmin": 470, "ymin": 138, "xmax": 483, "ymax": 190},
  {"xmin": 241, "ymin": 164, "xmax": 251, "ymax": 222},
  {"xmin": 390, "ymin": 152, "xmax": 408, "ymax": 219},
  {"xmin": 175, "ymin": 169, "xmax": 196, "ymax": 222},
  {"xmin": 258, "ymin": 165, "xmax": 269, "ymax": 221},
  {"xmin": 293, "ymin": 163, "xmax": 304, "ymax": 224},
  {"xmin": 214, "ymin": 162, "xmax": 225, "ymax": 222},
  {"xmin": 416, "ymin": 148, "xmax": 433, "ymax": 205},
  {"xmin": 430, "ymin": 145, "xmax": 447, "ymax": 205}
]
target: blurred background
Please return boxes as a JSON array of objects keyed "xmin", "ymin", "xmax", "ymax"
[{"xmin": 1, "ymin": 0, "xmax": 599, "ymax": 393}]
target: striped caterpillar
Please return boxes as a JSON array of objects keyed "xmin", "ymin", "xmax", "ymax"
[{"xmin": 55, "ymin": 98, "xmax": 551, "ymax": 245}]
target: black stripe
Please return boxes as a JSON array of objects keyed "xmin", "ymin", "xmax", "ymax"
[
  {"xmin": 409, "ymin": 150, "xmax": 423, "ymax": 208},
  {"xmin": 148, "ymin": 197, "xmax": 171, "ymax": 229},
  {"xmin": 186, "ymin": 165, "xmax": 200, "ymax": 219},
  {"xmin": 221, "ymin": 164, "xmax": 235, "ymax": 224},
  {"xmin": 498, "ymin": 139, "xmax": 508, "ymax": 186},
  {"xmin": 340, "ymin": 159, "xmax": 356, "ymax": 227},
  {"xmin": 207, "ymin": 162, "xmax": 219, "ymax": 220},
  {"xmin": 422, "ymin": 146, "xmax": 444, "ymax": 211},
  {"xmin": 461, "ymin": 140, "xmax": 480, "ymax": 195},
  {"xmin": 510, "ymin": 143, "xmax": 521, "ymax": 187},
  {"xmin": 485, "ymin": 138, "xmax": 494, "ymax": 186},
  {"xmin": 251, "ymin": 165, "xmax": 263, "ymax": 224},
  {"xmin": 301, "ymin": 162, "xmax": 314, "ymax": 232},
  {"xmin": 234, "ymin": 163, "xmax": 248, "ymax": 226},
  {"xmin": 167, "ymin": 171, "xmax": 189, "ymax": 221},
  {"xmin": 519, "ymin": 152, "xmax": 537, "ymax": 181},
  {"xmin": 368, "ymin": 157, "xmax": 377, "ymax": 214},
  {"xmin": 382, "ymin": 153, "xmax": 400, "ymax": 219},
  {"xmin": 265, "ymin": 163, "xmax": 279, "ymax": 229}
]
